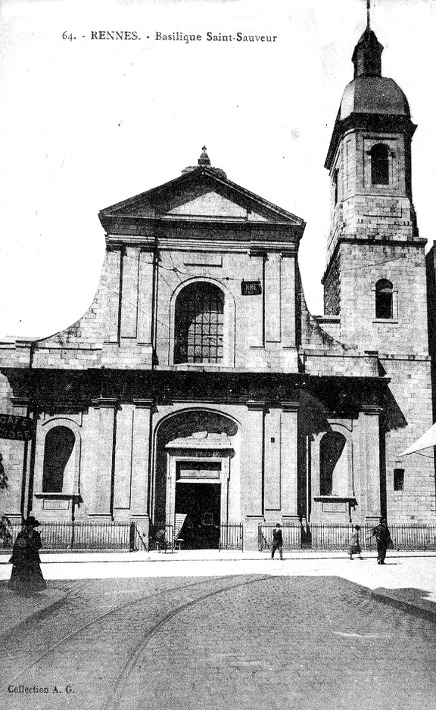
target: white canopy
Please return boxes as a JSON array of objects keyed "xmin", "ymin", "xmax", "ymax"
[{"xmin": 399, "ymin": 422, "xmax": 436, "ymax": 456}]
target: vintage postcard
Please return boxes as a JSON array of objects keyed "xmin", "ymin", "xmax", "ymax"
[{"xmin": 1, "ymin": 1, "xmax": 436, "ymax": 709}]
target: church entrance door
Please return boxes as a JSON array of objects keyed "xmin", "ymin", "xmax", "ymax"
[{"xmin": 175, "ymin": 482, "xmax": 221, "ymax": 549}]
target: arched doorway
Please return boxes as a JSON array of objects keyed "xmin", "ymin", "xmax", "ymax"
[{"xmin": 153, "ymin": 410, "xmax": 239, "ymax": 549}]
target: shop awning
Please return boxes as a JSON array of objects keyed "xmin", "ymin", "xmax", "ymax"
[{"xmin": 399, "ymin": 422, "xmax": 436, "ymax": 456}]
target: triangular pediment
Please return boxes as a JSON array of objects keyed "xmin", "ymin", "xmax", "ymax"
[
  {"xmin": 99, "ymin": 166, "xmax": 304, "ymax": 228},
  {"xmin": 166, "ymin": 190, "xmax": 267, "ymax": 221}
]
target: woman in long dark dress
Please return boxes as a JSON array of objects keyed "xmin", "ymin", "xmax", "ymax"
[{"xmin": 9, "ymin": 517, "xmax": 46, "ymax": 594}]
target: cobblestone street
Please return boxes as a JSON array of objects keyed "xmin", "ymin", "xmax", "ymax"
[{"xmin": 1, "ymin": 560, "xmax": 436, "ymax": 710}]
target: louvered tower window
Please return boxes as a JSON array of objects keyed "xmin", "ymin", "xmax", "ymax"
[
  {"xmin": 375, "ymin": 279, "xmax": 394, "ymax": 319},
  {"xmin": 174, "ymin": 282, "xmax": 224, "ymax": 364},
  {"xmin": 371, "ymin": 143, "xmax": 389, "ymax": 185}
]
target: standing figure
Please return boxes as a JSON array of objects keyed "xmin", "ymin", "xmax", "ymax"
[
  {"xmin": 371, "ymin": 517, "xmax": 392, "ymax": 565},
  {"xmin": 348, "ymin": 524, "xmax": 362, "ymax": 560},
  {"xmin": 271, "ymin": 522, "xmax": 283, "ymax": 560},
  {"xmin": 9, "ymin": 517, "xmax": 46, "ymax": 594}
]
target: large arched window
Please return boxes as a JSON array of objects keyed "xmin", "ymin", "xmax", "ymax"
[
  {"xmin": 371, "ymin": 144, "xmax": 389, "ymax": 185},
  {"xmin": 375, "ymin": 279, "xmax": 394, "ymax": 319},
  {"xmin": 42, "ymin": 426, "xmax": 75, "ymax": 492},
  {"xmin": 320, "ymin": 431, "xmax": 347, "ymax": 496},
  {"xmin": 174, "ymin": 282, "xmax": 224, "ymax": 364}
]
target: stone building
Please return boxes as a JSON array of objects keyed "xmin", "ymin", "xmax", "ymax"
[{"xmin": 0, "ymin": 22, "xmax": 434, "ymax": 549}]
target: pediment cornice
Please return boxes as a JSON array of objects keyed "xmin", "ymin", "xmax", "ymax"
[{"xmin": 99, "ymin": 167, "xmax": 305, "ymax": 234}]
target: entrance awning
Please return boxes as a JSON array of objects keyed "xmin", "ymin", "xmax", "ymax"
[{"xmin": 399, "ymin": 422, "xmax": 436, "ymax": 455}]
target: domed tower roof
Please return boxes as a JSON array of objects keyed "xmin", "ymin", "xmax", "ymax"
[
  {"xmin": 339, "ymin": 76, "xmax": 410, "ymax": 120},
  {"xmin": 339, "ymin": 27, "xmax": 410, "ymax": 120},
  {"xmin": 325, "ymin": 25, "xmax": 415, "ymax": 170}
]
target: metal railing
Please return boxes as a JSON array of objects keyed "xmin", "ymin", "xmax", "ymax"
[
  {"xmin": 1, "ymin": 520, "xmax": 133, "ymax": 552},
  {"xmin": 388, "ymin": 524, "xmax": 436, "ymax": 551},
  {"xmin": 2, "ymin": 520, "xmax": 436, "ymax": 554},
  {"xmin": 259, "ymin": 524, "xmax": 302, "ymax": 551},
  {"xmin": 258, "ymin": 523, "xmax": 436, "ymax": 552},
  {"xmin": 219, "ymin": 523, "xmax": 243, "ymax": 550}
]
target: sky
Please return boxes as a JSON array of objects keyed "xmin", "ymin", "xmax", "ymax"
[{"xmin": 1, "ymin": 0, "xmax": 435, "ymax": 339}]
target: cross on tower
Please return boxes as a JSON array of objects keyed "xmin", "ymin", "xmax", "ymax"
[{"xmin": 367, "ymin": 0, "xmax": 371, "ymax": 29}]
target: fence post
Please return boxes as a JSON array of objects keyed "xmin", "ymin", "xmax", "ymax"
[{"xmin": 129, "ymin": 522, "xmax": 136, "ymax": 552}]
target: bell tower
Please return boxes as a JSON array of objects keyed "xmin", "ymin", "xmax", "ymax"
[{"xmin": 322, "ymin": 10, "xmax": 427, "ymax": 355}]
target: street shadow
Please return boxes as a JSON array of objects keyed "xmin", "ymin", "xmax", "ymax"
[{"xmin": 373, "ymin": 586, "xmax": 436, "ymax": 620}]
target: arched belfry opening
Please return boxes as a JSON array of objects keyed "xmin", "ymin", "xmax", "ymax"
[{"xmin": 153, "ymin": 410, "xmax": 239, "ymax": 549}]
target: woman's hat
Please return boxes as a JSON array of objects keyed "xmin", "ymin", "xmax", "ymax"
[{"xmin": 26, "ymin": 516, "xmax": 41, "ymax": 527}]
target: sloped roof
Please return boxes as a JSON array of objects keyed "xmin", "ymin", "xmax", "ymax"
[{"xmin": 99, "ymin": 165, "xmax": 305, "ymax": 230}]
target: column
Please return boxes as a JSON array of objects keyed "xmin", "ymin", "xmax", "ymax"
[
  {"xmin": 280, "ymin": 401, "xmax": 300, "ymax": 521},
  {"xmin": 138, "ymin": 250, "xmax": 155, "ymax": 344},
  {"xmin": 243, "ymin": 401, "xmax": 265, "ymax": 550},
  {"xmin": 120, "ymin": 246, "xmax": 139, "ymax": 339},
  {"xmin": 130, "ymin": 399, "xmax": 153, "ymax": 521},
  {"xmin": 362, "ymin": 406, "xmax": 382, "ymax": 522},
  {"xmin": 265, "ymin": 254, "xmax": 281, "ymax": 343},
  {"xmin": 87, "ymin": 398, "xmax": 117, "ymax": 517}
]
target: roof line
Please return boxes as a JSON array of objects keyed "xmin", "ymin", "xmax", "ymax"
[{"xmin": 99, "ymin": 166, "xmax": 305, "ymax": 226}]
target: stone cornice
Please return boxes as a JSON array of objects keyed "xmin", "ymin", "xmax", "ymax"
[
  {"xmin": 246, "ymin": 400, "xmax": 266, "ymax": 411},
  {"xmin": 90, "ymin": 397, "xmax": 118, "ymax": 408},
  {"xmin": 322, "ymin": 236, "xmax": 426, "ymax": 285}
]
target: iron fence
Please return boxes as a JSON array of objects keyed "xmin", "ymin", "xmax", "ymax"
[
  {"xmin": 219, "ymin": 523, "xmax": 243, "ymax": 550},
  {"xmin": 1, "ymin": 520, "xmax": 133, "ymax": 552},
  {"xmin": 2, "ymin": 520, "xmax": 436, "ymax": 553},
  {"xmin": 258, "ymin": 523, "xmax": 436, "ymax": 552},
  {"xmin": 258, "ymin": 524, "xmax": 302, "ymax": 551},
  {"xmin": 388, "ymin": 524, "xmax": 436, "ymax": 551}
]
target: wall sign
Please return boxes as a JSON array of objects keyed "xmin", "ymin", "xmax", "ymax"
[
  {"xmin": 241, "ymin": 280, "xmax": 262, "ymax": 296},
  {"xmin": 0, "ymin": 413, "xmax": 34, "ymax": 441}
]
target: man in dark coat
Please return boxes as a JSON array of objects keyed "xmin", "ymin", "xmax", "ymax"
[
  {"xmin": 372, "ymin": 517, "xmax": 392, "ymax": 565},
  {"xmin": 271, "ymin": 522, "xmax": 283, "ymax": 560},
  {"xmin": 9, "ymin": 517, "xmax": 46, "ymax": 594}
]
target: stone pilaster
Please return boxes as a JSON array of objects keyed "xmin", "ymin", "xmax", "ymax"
[
  {"xmin": 138, "ymin": 250, "xmax": 155, "ymax": 345},
  {"xmin": 248, "ymin": 250, "xmax": 265, "ymax": 347},
  {"xmin": 265, "ymin": 254, "xmax": 281, "ymax": 343},
  {"xmin": 281, "ymin": 254, "xmax": 296, "ymax": 348},
  {"xmin": 113, "ymin": 404, "xmax": 134, "ymax": 511},
  {"xmin": 280, "ymin": 401, "xmax": 300, "ymax": 521},
  {"xmin": 362, "ymin": 405, "xmax": 382, "ymax": 522},
  {"xmin": 264, "ymin": 407, "xmax": 281, "ymax": 511},
  {"xmin": 87, "ymin": 398, "xmax": 117, "ymax": 518},
  {"xmin": 243, "ymin": 401, "xmax": 265, "ymax": 550},
  {"xmin": 130, "ymin": 399, "xmax": 153, "ymax": 524},
  {"xmin": 105, "ymin": 247, "xmax": 121, "ymax": 343},
  {"xmin": 120, "ymin": 246, "xmax": 139, "ymax": 339}
]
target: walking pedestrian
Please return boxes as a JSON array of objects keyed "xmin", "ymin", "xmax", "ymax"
[
  {"xmin": 348, "ymin": 524, "xmax": 362, "ymax": 560},
  {"xmin": 371, "ymin": 517, "xmax": 393, "ymax": 565},
  {"xmin": 271, "ymin": 522, "xmax": 283, "ymax": 560},
  {"xmin": 8, "ymin": 516, "xmax": 46, "ymax": 594}
]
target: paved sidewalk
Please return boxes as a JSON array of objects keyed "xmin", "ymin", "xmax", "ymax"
[{"xmin": 0, "ymin": 550, "xmax": 435, "ymax": 638}]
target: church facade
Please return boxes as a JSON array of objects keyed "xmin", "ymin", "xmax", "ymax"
[{"xmin": 0, "ymin": 23, "xmax": 435, "ymax": 549}]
